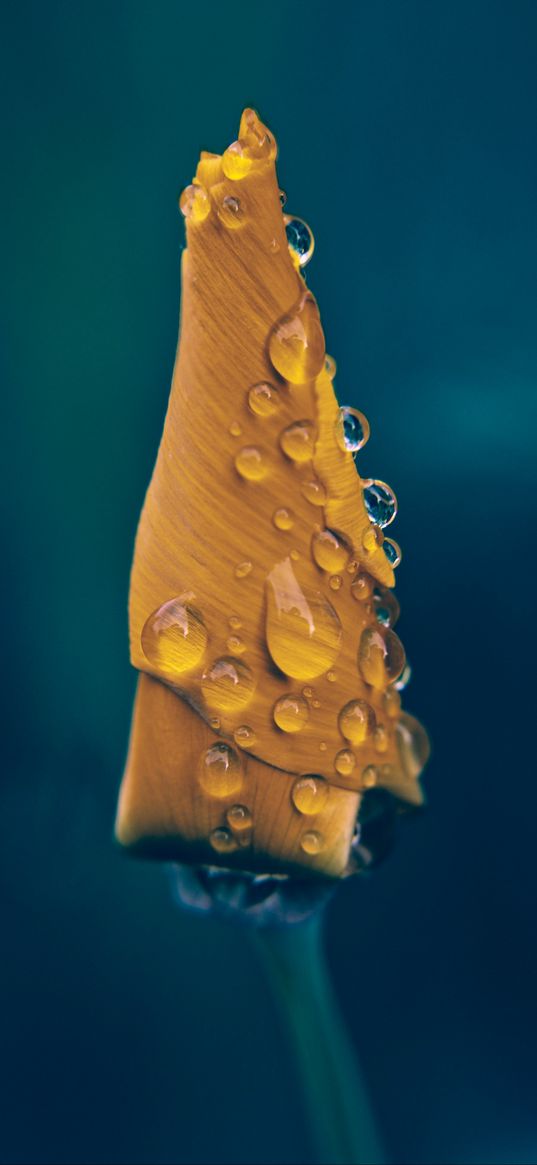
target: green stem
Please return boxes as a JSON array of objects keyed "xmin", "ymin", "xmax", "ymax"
[{"xmin": 253, "ymin": 915, "xmax": 386, "ymax": 1165}]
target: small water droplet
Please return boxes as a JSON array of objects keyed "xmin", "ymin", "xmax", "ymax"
[
  {"xmin": 303, "ymin": 686, "xmax": 314, "ymax": 699},
  {"xmin": 273, "ymin": 508, "xmax": 294, "ymax": 531},
  {"xmin": 327, "ymin": 671, "xmax": 337, "ymax": 683},
  {"xmin": 372, "ymin": 588, "xmax": 400, "ymax": 628},
  {"xmin": 292, "ymin": 776, "xmax": 328, "ymax": 815},
  {"xmin": 235, "ymin": 446, "xmax": 268, "ymax": 481},
  {"xmin": 239, "ymin": 108, "xmax": 277, "ymax": 160},
  {"xmin": 362, "ymin": 525, "xmax": 384, "ymax": 552},
  {"xmin": 351, "ymin": 573, "xmax": 375, "ymax": 601},
  {"xmin": 247, "ymin": 381, "xmax": 280, "ymax": 417},
  {"xmin": 233, "ymin": 725, "xmax": 257, "ymax": 748},
  {"xmin": 329, "ymin": 574, "xmax": 343, "ymax": 591},
  {"xmin": 226, "ymin": 635, "xmax": 245, "ymax": 654},
  {"xmin": 279, "ymin": 190, "xmax": 287, "ymax": 206},
  {"xmin": 301, "ymin": 478, "xmax": 327, "ymax": 506},
  {"xmin": 312, "ymin": 697, "xmax": 321, "ymax": 709},
  {"xmin": 290, "ymin": 549, "xmax": 300, "ymax": 560},
  {"xmin": 269, "ymin": 293, "xmax": 325, "ymax": 383},
  {"xmin": 384, "ymin": 688, "xmax": 401, "ymax": 719},
  {"xmin": 335, "ymin": 407, "xmax": 370, "ymax": 454},
  {"xmin": 285, "ymin": 216, "xmax": 315, "ymax": 267},
  {"xmin": 325, "ymin": 355, "xmax": 337, "ymax": 379},
  {"xmin": 235, "ymin": 561, "xmax": 253, "ymax": 579},
  {"xmin": 226, "ymin": 804, "xmax": 253, "ymax": 834},
  {"xmin": 338, "ymin": 699, "xmax": 376, "ymax": 744},
  {"xmin": 201, "ymin": 657, "xmax": 256, "ymax": 713},
  {"xmin": 358, "ymin": 627, "xmax": 406, "ymax": 689},
  {"xmin": 311, "ymin": 529, "xmax": 349, "ymax": 573},
  {"xmin": 273, "ymin": 694, "xmax": 309, "ymax": 733},
  {"xmin": 396, "ymin": 712, "xmax": 430, "ymax": 779},
  {"xmin": 280, "ymin": 419, "xmax": 316, "ymax": 462},
  {"xmin": 209, "ymin": 716, "xmax": 221, "ymax": 731},
  {"xmin": 266, "ymin": 558, "xmax": 343, "ymax": 679},
  {"xmin": 219, "ymin": 194, "xmax": 244, "ymax": 228},
  {"xmin": 229, "ymin": 421, "xmax": 242, "ymax": 437},
  {"xmin": 222, "ymin": 140, "xmax": 253, "ymax": 180},
  {"xmin": 347, "ymin": 559, "xmax": 359, "ymax": 575},
  {"xmin": 335, "ymin": 749, "xmax": 356, "ymax": 777},
  {"xmin": 363, "ymin": 480, "xmax": 397, "ymax": 528},
  {"xmin": 229, "ymin": 615, "xmax": 242, "ymax": 631},
  {"xmin": 209, "ymin": 827, "xmax": 238, "ymax": 853},
  {"xmin": 319, "ymin": 741, "xmax": 327, "ymax": 751},
  {"xmin": 179, "ymin": 183, "xmax": 210, "ymax": 222},
  {"xmin": 383, "ymin": 538, "xmax": 402, "ymax": 568},
  {"xmin": 200, "ymin": 744, "xmax": 243, "ymax": 798},
  {"xmin": 373, "ymin": 725, "xmax": 389, "ymax": 752},
  {"xmin": 300, "ymin": 830, "xmax": 324, "ymax": 855},
  {"xmin": 394, "ymin": 662, "xmax": 412, "ymax": 691},
  {"xmin": 362, "ymin": 765, "xmax": 378, "ymax": 789},
  {"xmin": 141, "ymin": 596, "xmax": 207, "ymax": 678}
]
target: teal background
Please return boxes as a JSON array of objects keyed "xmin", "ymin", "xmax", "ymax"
[{"xmin": 2, "ymin": 1, "xmax": 537, "ymax": 1162}]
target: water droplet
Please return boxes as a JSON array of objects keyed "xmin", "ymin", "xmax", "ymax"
[
  {"xmin": 394, "ymin": 662, "xmax": 412, "ymax": 691},
  {"xmin": 266, "ymin": 558, "xmax": 343, "ymax": 679},
  {"xmin": 335, "ymin": 749, "xmax": 356, "ymax": 777},
  {"xmin": 290, "ymin": 549, "xmax": 300, "ymax": 560},
  {"xmin": 383, "ymin": 538, "xmax": 402, "ymax": 568},
  {"xmin": 329, "ymin": 574, "xmax": 343, "ymax": 591},
  {"xmin": 327, "ymin": 671, "xmax": 337, "ymax": 683},
  {"xmin": 302, "ymin": 686, "xmax": 314, "ymax": 699},
  {"xmin": 311, "ymin": 529, "xmax": 349, "ymax": 573},
  {"xmin": 373, "ymin": 725, "xmax": 389, "ymax": 752},
  {"xmin": 292, "ymin": 776, "xmax": 328, "ymax": 815},
  {"xmin": 396, "ymin": 713, "xmax": 430, "ymax": 780},
  {"xmin": 325, "ymin": 355, "xmax": 337, "ymax": 379},
  {"xmin": 384, "ymin": 688, "xmax": 401, "ymax": 719},
  {"xmin": 201, "ymin": 657, "xmax": 256, "ymax": 713},
  {"xmin": 362, "ymin": 525, "xmax": 384, "ymax": 552},
  {"xmin": 335, "ymin": 407, "xmax": 370, "ymax": 454},
  {"xmin": 226, "ymin": 804, "xmax": 253, "ymax": 835},
  {"xmin": 300, "ymin": 830, "xmax": 324, "ymax": 855},
  {"xmin": 363, "ymin": 480, "xmax": 397, "ymax": 528},
  {"xmin": 233, "ymin": 725, "xmax": 257, "ymax": 748},
  {"xmin": 229, "ymin": 615, "xmax": 242, "ymax": 630},
  {"xmin": 319, "ymin": 741, "xmax": 327, "ymax": 751},
  {"xmin": 347, "ymin": 559, "xmax": 359, "ymax": 575},
  {"xmin": 269, "ymin": 293, "xmax": 325, "ymax": 383},
  {"xmin": 222, "ymin": 140, "xmax": 254, "ymax": 180},
  {"xmin": 248, "ymin": 381, "xmax": 280, "ymax": 417},
  {"xmin": 200, "ymin": 744, "xmax": 243, "ymax": 798},
  {"xmin": 229, "ymin": 421, "xmax": 242, "ymax": 437},
  {"xmin": 226, "ymin": 635, "xmax": 245, "ymax": 654},
  {"xmin": 285, "ymin": 216, "xmax": 315, "ymax": 267},
  {"xmin": 351, "ymin": 573, "xmax": 375, "ymax": 601},
  {"xmin": 235, "ymin": 561, "xmax": 253, "ymax": 579},
  {"xmin": 358, "ymin": 627, "xmax": 406, "ymax": 689},
  {"xmin": 301, "ymin": 478, "xmax": 327, "ymax": 506},
  {"xmin": 312, "ymin": 697, "xmax": 321, "ymax": 709},
  {"xmin": 273, "ymin": 694, "xmax": 309, "ymax": 733},
  {"xmin": 338, "ymin": 699, "xmax": 376, "ymax": 744},
  {"xmin": 141, "ymin": 596, "xmax": 207, "ymax": 678},
  {"xmin": 273, "ymin": 508, "xmax": 294, "ymax": 531},
  {"xmin": 362, "ymin": 765, "xmax": 378, "ymax": 789},
  {"xmin": 235, "ymin": 446, "xmax": 268, "ymax": 481},
  {"xmin": 179, "ymin": 183, "xmax": 210, "ymax": 222},
  {"xmin": 372, "ymin": 588, "xmax": 400, "ymax": 628},
  {"xmin": 209, "ymin": 716, "xmax": 221, "ymax": 731},
  {"xmin": 280, "ymin": 419, "xmax": 316, "ymax": 462},
  {"xmin": 209, "ymin": 827, "xmax": 238, "ymax": 853},
  {"xmin": 269, "ymin": 237, "xmax": 280, "ymax": 253},
  {"xmin": 279, "ymin": 190, "xmax": 287, "ymax": 206},
  {"xmin": 239, "ymin": 108, "xmax": 277, "ymax": 160},
  {"xmin": 219, "ymin": 194, "xmax": 244, "ymax": 228}
]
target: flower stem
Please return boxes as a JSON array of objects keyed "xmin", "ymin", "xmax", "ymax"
[{"xmin": 253, "ymin": 914, "xmax": 386, "ymax": 1165}]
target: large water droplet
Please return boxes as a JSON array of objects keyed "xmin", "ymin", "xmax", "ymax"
[
  {"xmin": 273, "ymin": 694, "xmax": 309, "ymax": 733},
  {"xmin": 351, "ymin": 572, "xmax": 375, "ymax": 601},
  {"xmin": 235, "ymin": 446, "xmax": 268, "ymax": 481},
  {"xmin": 141, "ymin": 596, "xmax": 207, "ymax": 678},
  {"xmin": 335, "ymin": 407, "xmax": 370, "ymax": 454},
  {"xmin": 280, "ymin": 420, "xmax": 316, "ymax": 462},
  {"xmin": 358, "ymin": 627, "xmax": 406, "ymax": 689},
  {"xmin": 383, "ymin": 538, "xmax": 402, "ymax": 568},
  {"xmin": 285, "ymin": 216, "xmax": 315, "ymax": 267},
  {"xmin": 300, "ymin": 830, "xmax": 324, "ymax": 855},
  {"xmin": 362, "ymin": 480, "xmax": 397, "ymax": 528},
  {"xmin": 266, "ymin": 557, "xmax": 342, "ymax": 679},
  {"xmin": 222, "ymin": 141, "xmax": 254, "ymax": 180},
  {"xmin": 292, "ymin": 776, "xmax": 328, "ymax": 815},
  {"xmin": 233, "ymin": 725, "xmax": 257, "ymax": 749},
  {"xmin": 338, "ymin": 699, "xmax": 376, "ymax": 744},
  {"xmin": 248, "ymin": 382, "xmax": 280, "ymax": 417},
  {"xmin": 396, "ymin": 712, "xmax": 430, "ymax": 780},
  {"xmin": 199, "ymin": 744, "xmax": 243, "ymax": 798},
  {"xmin": 394, "ymin": 662, "xmax": 412, "ymax": 691},
  {"xmin": 179, "ymin": 184, "xmax": 210, "ymax": 222},
  {"xmin": 201, "ymin": 657, "xmax": 256, "ymax": 712},
  {"xmin": 301, "ymin": 478, "xmax": 327, "ymax": 506},
  {"xmin": 372, "ymin": 587, "xmax": 400, "ymax": 628},
  {"xmin": 311, "ymin": 529, "xmax": 349, "ymax": 573},
  {"xmin": 269, "ymin": 293, "xmax": 325, "ymax": 384}
]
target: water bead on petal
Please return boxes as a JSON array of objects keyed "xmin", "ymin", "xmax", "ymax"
[
  {"xmin": 362, "ymin": 480, "xmax": 398, "ymax": 528},
  {"xmin": 285, "ymin": 216, "xmax": 315, "ymax": 267},
  {"xmin": 335, "ymin": 407, "xmax": 370, "ymax": 454}
]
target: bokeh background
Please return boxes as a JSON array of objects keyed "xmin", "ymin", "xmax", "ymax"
[{"xmin": 2, "ymin": 1, "xmax": 537, "ymax": 1162}]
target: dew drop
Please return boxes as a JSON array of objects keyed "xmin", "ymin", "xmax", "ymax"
[
  {"xmin": 290, "ymin": 549, "xmax": 300, "ymax": 561},
  {"xmin": 273, "ymin": 694, "xmax": 309, "ymax": 733},
  {"xmin": 383, "ymin": 538, "xmax": 402, "ymax": 568},
  {"xmin": 239, "ymin": 108, "xmax": 277, "ymax": 160},
  {"xmin": 266, "ymin": 558, "xmax": 343, "ymax": 680},
  {"xmin": 210, "ymin": 827, "xmax": 238, "ymax": 853},
  {"xmin": 394, "ymin": 662, "xmax": 412, "ymax": 691},
  {"xmin": 248, "ymin": 381, "xmax": 280, "ymax": 417},
  {"xmin": 319, "ymin": 741, "xmax": 327, "ymax": 751},
  {"xmin": 358, "ymin": 627, "xmax": 406, "ymax": 689},
  {"xmin": 351, "ymin": 573, "xmax": 375, "ymax": 601},
  {"xmin": 285, "ymin": 216, "xmax": 315, "ymax": 267},
  {"xmin": 300, "ymin": 830, "xmax": 324, "ymax": 855},
  {"xmin": 209, "ymin": 716, "xmax": 221, "ymax": 731},
  {"xmin": 269, "ymin": 293, "xmax": 325, "ymax": 383},
  {"xmin": 229, "ymin": 615, "xmax": 242, "ymax": 630},
  {"xmin": 327, "ymin": 671, "xmax": 337, "ymax": 683},
  {"xmin": 273, "ymin": 508, "xmax": 294, "ymax": 531},
  {"xmin": 311, "ymin": 697, "xmax": 321, "ymax": 709},
  {"xmin": 396, "ymin": 712, "xmax": 430, "ymax": 780},
  {"xmin": 384, "ymin": 688, "xmax": 402, "ymax": 719},
  {"xmin": 325, "ymin": 355, "xmax": 337, "ymax": 379},
  {"xmin": 362, "ymin": 525, "xmax": 384, "ymax": 552},
  {"xmin": 373, "ymin": 725, "xmax": 389, "ymax": 753},
  {"xmin": 222, "ymin": 141, "xmax": 253, "ymax": 180},
  {"xmin": 226, "ymin": 804, "xmax": 253, "ymax": 835},
  {"xmin": 235, "ymin": 446, "xmax": 268, "ymax": 481},
  {"xmin": 233, "ymin": 725, "xmax": 257, "ymax": 749},
  {"xmin": 292, "ymin": 776, "xmax": 328, "ymax": 815},
  {"xmin": 301, "ymin": 478, "xmax": 327, "ymax": 506},
  {"xmin": 229, "ymin": 421, "xmax": 242, "ymax": 437},
  {"xmin": 219, "ymin": 194, "xmax": 244, "ymax": 228},
  {"xmin": 363, "ymin": 480, "xmax": 397, "ymax": 528},
  {"xmin": 302, "ymin": 686, "xmax": 314, "ymax": 700},
  {"xmin": 141, "ymin": 596, "xmax": 207, "ymax": 678},
  {"xmin": 338, "ymin": 699, "xmax": 376, "ymax": 744},
  {"xmin": 335, "ymin": 749, "xmax": 356, "ymax": 777},
  {"xmin": 199, "ymin": 744, "xmax": 243, "ymax": 798},
  {"xmin": 280, "ymin": 419, "xmax": 316, "ymax": 463},
  {"xmin": 347, "ymin": 559, "xmax": 360, "ymax": 575},
  {"xmin": 201, "ymin": 657, "xmax": 256, "ymax": 713},
  {"xmin": 329, "ymin": 575, "xmax": 343, "ymax": 591},
  {"xmin": 179, "ymin": 183, "xmax": 210, "ymax": 222},
  {"xmin": 311, "ymin": 529, "xmax": 349, "ymax": 573},
  {"xmin": 335, "ymin": 407, "xmax": 370, "ymax": 454},
  {"xmin": 226, "ymin": 635, "xmax": 245, "ymax": 654},
  {"xmin": 372, "ymin": 588, "xmax": 400, "ymax": 628},
  {"xmin": 235, "ymin": 561, "xmax": 253, "ymax": 579},
  {"xmin": 362, "ymin": 765, "xmax": 378, "ymax": 789},
  {"xmin": 279, "ymin": 190, "xmax": 287, "ymax": 206}
]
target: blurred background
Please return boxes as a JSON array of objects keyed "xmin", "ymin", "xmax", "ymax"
[{"xmin": 1, "ymin": 1, "xmax": 537, "ymax": 1162}]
